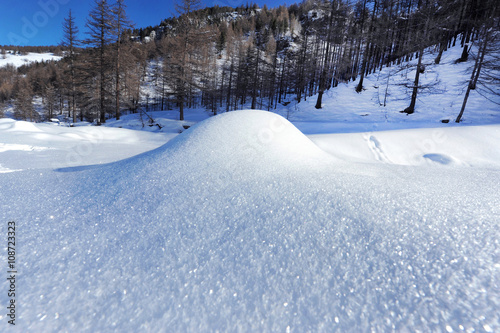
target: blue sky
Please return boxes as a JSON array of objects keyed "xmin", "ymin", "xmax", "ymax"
[{"xmin": 0, "ymin": 0, "xmax": 293, "ymax": 46}]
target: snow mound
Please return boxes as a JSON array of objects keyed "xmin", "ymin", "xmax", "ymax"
[
  {"xmin": 100, "ymin": 110, "xmax": 336, "ymax": 187},
  {"xmin": 160, "ymin": 110, "xmax": 333, "ymax": 170}
]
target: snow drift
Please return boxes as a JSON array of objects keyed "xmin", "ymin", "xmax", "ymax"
[
  {"xmin": 163, "ymin": 109, "xmax": 332, "ymax": 165},
  {"xmin": 121, "ymin": 110, "xmax": 335, "ymax": 180},
  {"xmin": 1, "ymin": 111, "xmax": 499, "ymax": 332}
]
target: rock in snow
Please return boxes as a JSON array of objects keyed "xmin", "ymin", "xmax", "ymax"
[{"xmin": 0, "ymin": 111, "xmax": 499, "ymax": 332}]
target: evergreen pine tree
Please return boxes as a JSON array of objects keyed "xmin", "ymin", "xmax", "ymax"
[{"xmin": 85, "ymin": 0, "xmax": 113, "ymax": 124}]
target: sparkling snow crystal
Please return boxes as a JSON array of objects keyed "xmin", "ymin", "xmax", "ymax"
[{"xmin": 0, "ymin": 111, "xmax": 499, "ymax": 332}]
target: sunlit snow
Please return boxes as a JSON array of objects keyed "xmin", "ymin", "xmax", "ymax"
[
  {"xmin": 0, "ymin": 51, "xmax": 61, "ymax": 68},
  {"xmin": 1, "ymin": 110, "xmax": 499, "ymax": 332}
]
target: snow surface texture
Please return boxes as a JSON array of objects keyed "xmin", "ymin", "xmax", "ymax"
[{"xmin": 1, "ymin": 110, "xmax": 499, "ymax": 332}]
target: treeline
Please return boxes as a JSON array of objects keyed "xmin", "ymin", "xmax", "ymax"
[
  {"xmin": 0, "ymin": 45, "xmax": 66, "ymax": 56},
  {"xmin": 1, "ymin": 0, "xmax": 499, "ymax": 123}
]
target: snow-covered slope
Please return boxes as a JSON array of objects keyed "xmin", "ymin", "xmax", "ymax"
[
  {"xmin": 276, "ymin": 42, "xmax": 500, "ymax": 132},
  {"xmin": 1, "ymin": 111, "xmax": 499, "ymax": 332},
  {"xmin": 0, "ymin": 51, "xmax": 61, "ymax": 68}
]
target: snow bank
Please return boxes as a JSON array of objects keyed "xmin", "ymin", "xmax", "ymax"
[{"xmin": 1, "ymin": 111, "xmax": 499, "ymax": 332}]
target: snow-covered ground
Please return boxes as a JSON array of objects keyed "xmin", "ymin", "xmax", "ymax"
[
  {"xmin": 0, "ymin": 43, "xmax": 499, "ymax": 332},
  {"xmin": 1, "ymin": 111, "xmax": 499, "ymax": 332},
  {"xmin": 0, "ymin": 51, "xmax": 61, "ymax": 68}
]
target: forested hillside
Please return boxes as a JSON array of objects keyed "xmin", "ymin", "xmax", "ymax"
[{"xmin": 0, "ymin": 0, "xmax": 498, "ymax": 123}]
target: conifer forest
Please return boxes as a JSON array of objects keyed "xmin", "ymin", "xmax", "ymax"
[{"xmin": 1, "ymin": 0, "xmax": 498, "ymax": 123}]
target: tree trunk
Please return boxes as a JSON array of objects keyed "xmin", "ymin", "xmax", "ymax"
[
  {"xmin": 402, "ymin": 48, "xmax": 423, "ymax": 114},
  {"xmin": 251, "ymin": 47, "xmax": 259, "ymax": 110},
  {"xmin": 71, "ymin": 57, "xmax": 76, "ymax": 124},
  {"xmin": 116, "ymin": 42, "xmax": 121, "ymax": 120},
  {"xmin": 226, "ymin": 59, "xmax": 233, "ymax": 112},
  {"xmin": 100, "ymin": 46, "xmax": 106, "ymax": 124},
  {"xmin": 315, "ymin": 91, "xmax": 324, "ymax": 109},
  {"xmin": 456, "ymin": 29, "xmax": 489, "ymax": 123},
  {"xmin": 356, "ymin": 0, "xmax": 376, "ymax": 93},
  {"xmin": 434, "ymin": 41, "xmax": 446, "ymax": 64},
  {"xmin": 315, "ymin": 4, "xmax": 335, "ymax": 109},
  {"xmin": 179, "ymin": 92, "xmax": 184, "ymax": 121}
]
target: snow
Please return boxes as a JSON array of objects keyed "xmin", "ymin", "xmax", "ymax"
[
  {"xmin": 1, "ymin": 110, "xmax": 499, "ymax": 332},
  {"xmin": 0, "ymin": 51, "xmax": 61, "ymax": 68},
  {"xmin": 0, "ymin": 118, "xmax": 172, "ymax": 172},
  {"xmin": 310, "ymin": 125, "xmax": 500, "ymax": 167},
  {"xmin": 277, "ymin": 43, "xmax": 500, "ymax": 132},
  {"xmin": 1, "ymin": 43, "xmax": 499, "ymax": 331}
]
